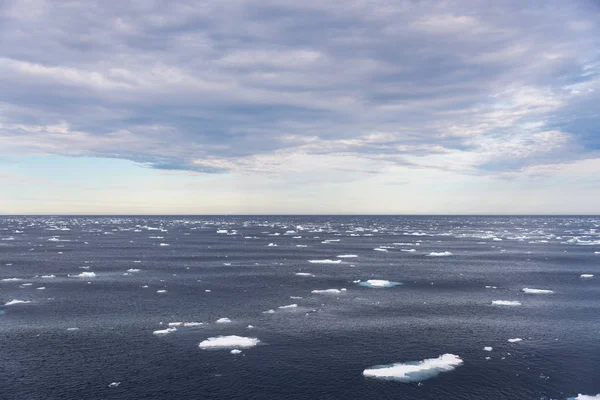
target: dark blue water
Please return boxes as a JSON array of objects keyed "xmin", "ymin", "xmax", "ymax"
[{"xmin": 1, "ymin": 216, "xmax": 599, "ymax": 399}]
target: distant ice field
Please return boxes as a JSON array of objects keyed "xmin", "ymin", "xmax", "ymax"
[{"xmin": 0, "ymin": 215, "xmax": 599, "ymax": 399}]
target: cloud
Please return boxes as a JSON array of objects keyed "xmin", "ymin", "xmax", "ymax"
[{"xmin": 0, "ymin": 0, "xmax": 599, "ymax": 182}]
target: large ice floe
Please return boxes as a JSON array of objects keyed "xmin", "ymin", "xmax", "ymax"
[
  {"xmin": 492, "ymin": 300, "xmax": 522, "ymax": 306},
  {"xmin": 426, "ymin": 252, "xmax": 453, "ymax": 257},
  {"xmin": 5, "ymin": 299, "xmax": 32, "ymax": 306},
  {"xmin": 71, "ymin": 272, "xmax": 96, "ymax": 278},
  {"xmin": 311, "ymin": 289, "xmax": 344, "ymax": 294},
  {"xmin": 199, "ymin": 335, "xmax": 260, "ymax": 349},
  {"xmin": 308, "ymin": 259, "xmax": 342, "ymax": 264},
  {"xmin": 569, "ymin": 395, "xmax": 600, "ymax": 399},
  {"xmin": 357, "ymin": 280, "xmax": 402, "ymax": 288},
  {"xmin": 580, "ymin": 274, "xmax": 594, "ymax": 279},
  {"xmin": 522, "ymin": 288, "xmax": 553, "ymax": 294},
  {"xmin": 363, "ymin": 354, "xmax": 463, "ymax": 382}
]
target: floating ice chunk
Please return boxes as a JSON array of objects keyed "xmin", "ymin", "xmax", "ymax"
[
  {"xmin": 570, "ymin": 394, "xmax": 600, "ymax": 399},
  {"xmin": 267, "ymin": 243, "xmax": 277, "ymax": 247},
  {"xmin": 199, "ymin": 335, "xmax": 260, "ymax": 349},
  {"xmin": 183, "ymin": 322, "xmax": 203, "ymax": 327},
  {"xmin": 290, "ymin": 296, "xmax": 303, "ymax": 299},
  {"xmin": 216, "ymin": 230, "xmax": 228, "ymax": 234},
  {"xmin": 67, "ymin": 327, "xmax": 79, "ymax": 331},
  {"xmin": 205, "ymin": 289, "xmax": 211, "ymax": 292},
  {"xmin": 492, "ymin": 300, "xmax": 522, "ymax": 306},
  {"xmin": 247, "ymin": 325, "xmax": 254, "ymax": 329},
  {"xmin": 41, "ymin": 275, "xmax": 56, "ymax": 279},
  {"xmin": 153, "ymin": 327, "xmax": 176, "ymax": 335},
  {"xmin": 508, "ymin": 338, "xmax": 523, "ymax": 343},
  {"xmin": 337, "ymin": 254, "xmax": 358, "ymax": 258},
  {"xmin": 5, "ymin": 299, "xmax": 31, "ymax": 306},
  {"xmin": 278, "ymin": 304, "xmax": 297, "ymax": 309},
  {"xmin": 296, "ymin": 244, "xmax": 308, "ymax": 248},
  {"xmin": 263, "ymin": 309, "xmax": 275, "ymax": 314},
  {"xmin": 2, "ymin": 278, "xmax": 23, "ymax": 281},
  {"xmin": 159, "ymin": 243, "xmax": 169, "ymax": 246},
  {"xmin": 36, "ymin": 287, "xmax": 46, "ymax": 290},
  {"xmin": 358, "ymin": 280, "xmax": 402, "ymax": 288},
  {"xmin": 483, "ymin": 347, "xmax": 493, "ymax": 351},
  {"xmin": 581, "ymin": 274, "xmax": 594, "ymax": 279},
  {"xmin": 127, "ymin": 269, "xmax": 141, "ymax": 273},
  {"xmin": 156, "ymin": 290, "xmax": 167, "ymax": 293},
  {"xmin": 373, "ymin": 248, "xmax": 388, "ymax": 252},
  {"xmin": 73, "ymin": 272, "xmax": 96, "ymax": 278},
  {"xmin": 295, "ymin": 272, "xmax": 315, "ymax": 277},
  {"xmin": 485, "ymin": 285, "xmax": 497, "ymax": 289},
  {"xmin": 311, "ymin": 289, "xmax": 342, "ymax": 294},
  {"xmin": 363, "ymin": 354, "xmax": 463, "ymax": 382},
  {"xmin": 401, "ymin": 249, "xmax": 416, "ymax": 252},
  {"xmin": 108, "ymin": 382, "xmax": 120, "ymax": 388},
  {"xmin": 308, "ymin": 259, "xmax": 342, "ymax": 264},
  {"xmin": 230, "ymin": 349, "xmax": 242, "ymax": 354},
  {"xmin": 216, "ymin": 317, "xmax": 232, "ymax": 323},
  {"xmin": 427, "ymin": 252, "xmax": 453, "ymax": 257},
  {"xmin": 522, "ymin": 288, "xmax": 553, "ymax": 294},
  {"xmin": 168, "ymin": 322, "xmax": 183, "ymax": 327}
]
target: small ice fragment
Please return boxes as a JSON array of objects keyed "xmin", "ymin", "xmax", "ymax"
[
  {"xmin": 508, "ymin": 338, "xmax": 522, "ymax": 343},
  {"xmin": 581, "ymin": 274, "xmax": 594, "ymax": 278},
  {"xmin": 247, "ymin": 325, "xmax": 254, "ymax": 329},
  {"xmin": 492, "ymin": 300, "xmax": 521, "ymax": 306},
  {"xmin": 522, "ymin": 288, "xmax": 553, "ymax": 294},
  {"xmin": 36, "ymin": 287, "xmax": 46, "ymax": 290},
  {"xmin": 216, "ymin": 317, "xmax": 231, "ymax": 323},
  {"xmin": 153, "ymin": 327, "xmax": 176, "ymax": 335},
  {"xmin": 427, "ymin": 252, "xmax": 453, "ymax": 257},
  {"xmin": 295, "ymin": 272, "xmax": 315, "ymax": 277},
  {"xmin": 67, "ymin": 327, "xmax": 79, "ymax": 331},
  {"xmin": 363, "ymin": 354, "xmax": 463, "ymax": 382},
  {"xmin": 358, "ymin": 280, "xmax": 402, "ymax": 288},
  {"xmin": 263, "ymin": 309, "xmax": 275, "ymax": 314},
  {"xmin": 308, "ymin": 259, "xmax": 342, "ymax": 264},
  {"xmin": 41, "ymin": 275, "xmax": 56, "ymax": 279},
  {"xmin": 168, "ymin": 322, "xmax": 183, "ymax": 327},
  {"xmin": 373, "ymin": 248, "xmax": 388, "ymax": 252},
  {"xmin": 5, "ymin": 299, "xmax": 31, "ymax": 306},
  {"xmin": 73, "ymin": 272, "xmax": 96, "ymax": 278},
  {"xmin": 108, "ymin": 382, "xmax": 120, "ymax": 388},
  {"xmin": 311, "ymin": 289, "xmax": 342, "ymax": 294},
  {"xmin": 278, "ymin": 304, "xmax": 297, "ymax": 309},
  {"xmin": 199, "ymin": 335, "xmax": 260, "ymax": 349},
  {"xmin": 483, "ymin": 347, "xmax": 493, "ymax": 351},
  {"xmin": 337, "ymin": 254, "xmax": 358, "ymax": 258},
  {"xmin": 230, "ymin": 349, "xmax": 242, "ymax": 354},
  {"xmin": 156, "ymin": 290, "xmax": 167, "ymax": 293},
  {"xmin": 127, "ymin": 269, "xmax": 141, "ymax": 272}
]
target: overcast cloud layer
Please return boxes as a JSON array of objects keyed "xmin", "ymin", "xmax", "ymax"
[{"xmin": 1, "ymin": 0, "xmax": 599, "ymax": 213}]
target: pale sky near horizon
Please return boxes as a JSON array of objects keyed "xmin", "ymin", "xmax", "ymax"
[{"xmin": 1, "ymin": 0, "xmax": 600, "ymax": 214}]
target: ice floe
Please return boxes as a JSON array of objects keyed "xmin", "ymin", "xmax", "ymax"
[
  {"xmin": 72, "ymin": 272, "xmax": 96, "ymax": 278},
  {"xmin": 483, "ymin": 347, "xmax": 493, "ymax": 351},
  {"xmin": 216, "ymin": 317, "xmax": 232, "ymax": 323},
  {"xmin": 278, "ymin": 304, "xmax": 298, "ymax": 309},
  {"xmin": 2, "ymin": 278, "xmax": 23, "ymax": 281},
  {"xmin": 199, "ymin": 335, "xmax": 260, "ymax": 349},
  {"xmin": 295, "ymin": 272, "xmax": 315, "ymax": 277},
  {"xmin": 127, "ymin": 269, "xmax": 141, "ymax": 272},
  {"xmin": 230, "ymin": 349, "xmax": 242, "ymax": 354},
  {"xmin": 570, "ymin": 394, "xmax": 600, "ymax": 399},
  {"xmin": 41, "ymin": 275, "xmax": 56, "ymax": 279},
  {"xmin": 373, "ymin": 248, "xmax": 388, "ymax": 252},
  {"xmin": 156, "ymin": 290, "xmax": 167, "ymax": 294},
  {"xmin": 492, "ymin": 300, "xmax": 522, "ymax": 306},
  {"xmin": 358, "ymin": 280, "xmax": 402, "ymax": 288},
  {"xmin": 153, "ymin": 327, "xmax": 176, "ymax": 335},
  {"xmin": 427, "ymin": 252, "xmax": 453, "ymax": 257},
  {"xmin": 508, "ymin": 338, "xmax": 523, "ymax": 343},
  {"xmin": 580, "ymin": 274, "xmax": 594, "ymax": 279},
  {"xmin": 5, "ymin": 299, "xmax": 31, "ymax": 306},
  {"xmin": 108, "ymin": 382, "xmax": 121, "ymax": 388},
  {"xmin": 337, "ymin": 254, "xmax": 358, "ymax": 258},
  {"xmin": 522, "ymin": 288, "xmax": 553, "ymax": 294},
  {"xmin": 363, "ymin": 354, "xmax": 463, "ymax": 382},
  {"xmin": 308, "ymin": 259, "xmax": 342, "ymax": 264},
  {"xmin": 311, "ymin": 289, "xmax": 342, "ymax": 294}
]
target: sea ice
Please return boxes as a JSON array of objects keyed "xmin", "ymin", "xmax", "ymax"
[
  {"xmin": 522, "ymin": 288, "xmax": 553, "ymax": 294},
  {"xmin": 308, "ymin": 259, "xmax": 342, "ymax": 264},
  {"xmin": 358, "ymin": 280, "xmax": 402, "ymax": 288},
  {"xmin": 492, "ymin": 300, "xmax": 522, "ymax": 306},
  {"xmin": 278, "ymin": 304, "xmax": 298, "ymax": 309},
  {"xmin": 199, "ymin": 335, "xmax": 260, "ymax": 349},
  {"xmin": 427, "ymin": 252, "xmax": 453, "ymax": 257},
  {"xmin": 570, "ymin": 395, "xmax": 600, "ymax": 399},
  {"xmin": 363, "ymin": 354, "xmax": 463, "ymax": 382},
  {"xmin": 2, "ymin": 278, "xmax": 23, "ymax": 281},
  {"xmin": 153, "ymin": 327, "xmax": 176, "ymax": 335},
  {"xmin": 127, "ymin": 269, "xmax": 141, "ymax": 272},
  {"xmin": 41, "ymin": 275, "xmax": 56, "ymax": 278},
  {"xmin": 337, "ymin": 254, "xmax": 358, "ymax": 258},
  {"xmin": 230, "ymin": 349, "xmax": 242, "ymax": 354},
  {"xmin": 580, "ymin": 274, "xmax": 594, "ymax": 278},
  {"xmin": 216, "ymin": 317, "xmax": 232, "ymax": 323},
  {"xmin": 5, "ymin": 299, "xmax": 31, "ymax": 306},
  {"xmin": 108, "ymin": 382, "xmax": 120, "ymax": 388},
  {"xmin": 295, "ymin": 272, "xmax": 315, "ymax": 277},
  {"xmin": 373, "ymin": 248, "xmax": 388, "ymax": 252},
  {"xmin": 483, "ymin": 347, "xmax": 493, "ymax": 351},
  {"xmin": 508, "ymin": 338, "xmax": 523, "ymax": 343},
  {"xmin": 73, "ymin": 272, "xmax": 96, "ymax": 278},
  {"xmin": 311, "ymin": 289, "xmax": 342, "ymax": 294},
  {"xmin": 156, "ymin": 290, "xmax": 167, "ymax": 293}
]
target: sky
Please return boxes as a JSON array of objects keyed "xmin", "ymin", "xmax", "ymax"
[{"xmin": 1, "ymin": 0, "xmax": 599, "ymax": 215}]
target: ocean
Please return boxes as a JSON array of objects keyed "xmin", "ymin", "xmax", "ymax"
[{"xmin": 0, "ymin": 215, "xmax": 598, "ymax": 399}]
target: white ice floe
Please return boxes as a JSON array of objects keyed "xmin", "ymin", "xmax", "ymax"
[
  {"xmin": 522, "ymin": 288, "xmax": 553, "ymax": 294},
  {"xmin": 108, "ymin": 382, "xmax": 121, "ymax": 388},
  {"xmin": 580, "ymin": 274, "xmax": 594, "ymax": 278},
  {"xmin": 278, "ymin": 304, "xmax": 298, "ymax": 309},
  {"xmin": 41, "ymin": 275, "xmax": 56, "ymax": 279},
  {"xmin": 363, "ymin": 354, "xmax": 463, "ymax": 382},
  {"xmin": 427, "ymin": 252, "xmax": 453, "ymax": 257},
  {"xmin": 216, "ymin": 230, "xmax": 228, "ymax": 234},
  {"xmin": 295, "ymin": 272, "xmax": 315, "ymax": 277},
  {"xmin": 337, "ymin": 254, "xmax": 358, "ymax": 258},
  {"xmin": 2, "ymin": 278, "xmax": 23, "ymax": 281},
  {"xmin": 184, "ymin": 322, "xmax": 203, "ymax": 327},
  {"xmin": 159, "ymin": 243, "xmax": 169, "ymax": 246},
  {"xmin": 127, "ymin": 269, "xmax": 141, "ymax": 273},
  {"xmin": 267, "ymin": 243, "xmax": 277, "ymax": 247},
  {"xmin": 36, "ymin": 287, "xmax": 46, "ymax": 290},
  {"xmin": 263, "ymin": 309, "xmax": 275, "ymax": 314},
  {"xmin": 492, "ymin": 300, "xmax": 522, "ymax": 306},
  {"xmin": 308, "ymin": 259, "xmax": 342, "ymax": 264},
  {"xmin": 72, "ymin": 272, "xmax": 96, "ymax": 278},
  {"xmin": 247, "ymin": 325, "xmax": 254, "ymax": 329},
  {"xmin": 358, "ymin": 280, "xmax": 402, "ymax": 288},
  {"xmin": 508, "ymin": 338, "xmax": 523, "ymax": 343},
  {"xmin": 296, "ymin": 245, "xmax": 308, "ymax": 247},
  {"xmin": 153, "ymin": 327, "xmax": 176, "ymax": 335},
  {"xmin": 401, "ymin": 249, "xmax": 416, "ymax": 252},
  {"xmin": 168, "ymin": 322, "xmax": 183, "ymax": 327},
  {"xmin": 571, "ymin": 394, "xmax": 600, "ymax": 399},
  {"xmin": 230, "ymin": 349, "xmax": 242, "ymax": 354},
  {"xmin": 5, "ymin": 299, "xmax": 31, "ymax": 306},
  {"xmin": 483, "ymin": 347, "xmax": 493, "ymax": 351},
  {"xmin": 373, "ymin": 248, "xmax": 388, "ymax": 252},
  {"xmin": 156, "ymin": 290, "xmax": 167, "ymax": 293},
  {"xmin": 199, "ymin": 335, "xmax": 260, "ymax": 349},
  {"xmin": 67, "ymin": 327, "xmax": 79, "ymax": 331},
  {"xmin": 311, "ymin": 289, "xmax": 342, "ymax": 294},
  {"xmin": 216, "ymin": 317, "xmax": 232, "ymax": 323}
]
